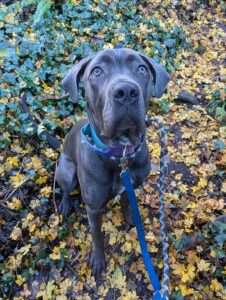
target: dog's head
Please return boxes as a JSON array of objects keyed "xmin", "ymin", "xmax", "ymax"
[{"xmin": 62, "ymin": 48, "xmax": 170, "ymax": 147}]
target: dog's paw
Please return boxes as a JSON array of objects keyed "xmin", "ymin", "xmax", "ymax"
[
  {"xmin": 58, "ymin": 196, "xmax": 72, "ymax": 217},
  {"xmin": 89, "ymin": 252, "xmax": 106, "ymax": 279}
]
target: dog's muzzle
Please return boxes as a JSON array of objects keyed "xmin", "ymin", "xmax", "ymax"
[{"xmin": 101, "ymin": 79, "xmax": 145, "ymax": 147}]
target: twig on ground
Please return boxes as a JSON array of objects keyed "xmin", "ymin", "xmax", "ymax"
[
  {"xmin": 65, "ymin": 261, "xmax": 98, "ymax": 297},
  {"xmin": 42, "ymin": 93, "xmax": 69, "ymax": 101},
  {"xmin": 176, "ymin": 91, "xmax": 199, "ymax": 105},
  {"xmin": 4, "ymin": 178, "xmax": 30, "ymax": 201}
]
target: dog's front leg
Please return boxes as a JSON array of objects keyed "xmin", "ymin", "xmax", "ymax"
[
  {"xmin": 86, "ymin": 205, "xmax": 106, "ymax": 278},
  {"xmin": 120, "ymin": 192, "xmax": 134, "ymax": 227}
]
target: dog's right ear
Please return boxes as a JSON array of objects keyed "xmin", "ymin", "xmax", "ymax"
[
  {"xmin": 139, "ymin": 53, "xmax": 170, "ymax": 98},
  {"xmin": 62, "ymin": 54, "xmax": 95, "ymax": 103}
]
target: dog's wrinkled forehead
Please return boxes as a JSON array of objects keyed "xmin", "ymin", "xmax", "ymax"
[{"xmin": 84, "ymin": 48, "xmax": 148, "ymax": 74}]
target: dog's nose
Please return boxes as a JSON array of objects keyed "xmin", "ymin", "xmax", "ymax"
[{"xmin": 113, "ymin": 82, "xmax": 140, "ymax": 104}]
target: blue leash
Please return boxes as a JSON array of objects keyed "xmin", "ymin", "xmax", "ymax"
[
  {"xmin": 121, "ymin": 170, "xmax": 166, "ymax": 300},
  {"xmin": 120, "ymin": 118, "xmax": 169, "ymax": 300}
]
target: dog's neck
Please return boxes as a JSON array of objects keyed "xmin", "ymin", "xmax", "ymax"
[{"xmin": 81, "ymin": 123, "xmax": 144, "ymax": 160}]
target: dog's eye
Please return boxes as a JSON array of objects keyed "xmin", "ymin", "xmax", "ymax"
[
  {"xmin": 91, "ymin": 67, "xmax": 104, "ymax": 78},
  {"xmin": 138, "ymin": 65, "xmax": 148, "ymax": 75}
]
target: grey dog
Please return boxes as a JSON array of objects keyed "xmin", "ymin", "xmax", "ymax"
[{"xmin": 56, "ymin": 48, "xmax": 170, "ymax": 278}]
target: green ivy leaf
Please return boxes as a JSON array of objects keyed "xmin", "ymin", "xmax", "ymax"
[
  {"xmin": 215, "ymin": 234, "xmax": 226, "ymax": 247},
  {"xmin": 214, "ymin": 140, "xmax": 225, "ymax": 150}
]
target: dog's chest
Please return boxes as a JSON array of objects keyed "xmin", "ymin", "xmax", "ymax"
[
  {"xmin": 112, "ymin": 171, "xmax": 134, "ymax": 195},
  {"xmin": 112, "ymin": 175, "xmax": 125, "ymax": 194}
]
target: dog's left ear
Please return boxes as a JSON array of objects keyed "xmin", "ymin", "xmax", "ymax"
[
  {"xmin": 62, "ymin": 54, "xmax": 95, "ymax": 103},
  {"xmin": 139, "ymin": 53, "xmax": 170, "ymax": 98}
]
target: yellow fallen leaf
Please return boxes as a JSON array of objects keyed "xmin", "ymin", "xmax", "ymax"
[
  {"xmin": 121, "ymin": 241, "xmax": 132, "ymax": 253},
  {"xmin": 112, "ymin": 213, "xmax": 123, "ymax": 226},
  {"xmin": 192, "ymin": 178, "xmax": 208, "ymax": 192},
  {"xmin": 46, "ymin": 280, "xmax": 56, "ymax": 299},
  {"xmin": 187, "ymin": 202, "xmax": 198, "ymax": 209},
  {"xmin": 210, "ymin": 278, "xmax": 223, "ymax": 292},
  {"xmin": 109, "ymin": 267, "xmax": 127, "ymax": 289},
  {"xmin": 15, "ymin": 275, "xmax": 26, "ymax": 286},
  {"xmin": 49, "ymin": 252, "xmax": 61, "ymax": 260},
  {"xmin": 49, "ymin": 242, "xmax": 65, "ymax": 260},
  {"xmin": 173, "ymin": 264, "xmax": 196, "ymax": 283},
  {"xmin": 7, "ymin": 156, "xmax": 19, "ymax": 167},
  {"xmin": 73, "ymin": 281, "xmax": 83, "ymax": 292},
  {"xmin": 10, "ymin": 226, "xmax": 22, "ymax": 240},
  {"xmin": 29, "ymin": 199, "xmax": 41, "ymax": 209},
  {"xmin": 221, "ymin": 181, "xmax": 226, "ymax": 193},
  {"xmin": 179, "ymin": 284, "xmax": 195, "ymax": 297},
  {"xmin": 6, "ymin": 254, "xmax": 22, "ymax": 271},
  {"xmin": 30, "ymin": 156, "xmax": 43, "ymax": 171},
  {"xmin": 37, "ymin": 175, "xmax": 48, "ymax": 185},
  {"xmin": 149, "ymin": 244, "xmax": 158, "ymax": 253},
  {"xmin": 197, "ymin": 259, "xmax": 210, "ymax": 272},
  {"xmin": 28, "ymin": 223, "xmax": 37, "ymax": 233},
  {"xmin": 120, "ymin": 290, "xmax": 137, "ymax": 300},
  {"xmin": 10, "ymin": 173, "xmax": 26, "ymax": 188},
  {"xmin": 175, "ymin": 173, "xmax": 183, "ymax": 180},
  {"xmin": 59, "ymin": 278, "xmax": 72, "ymax": 294},
  {"xmin": 109, "ymin": 233, "xmax": 117, "ymax": 246},
  {"xmin": 198, "ymin": 178, "xmax": 208, "ymax": 188},
  {"xmin": 48, "ymin": 214, "xmax": 60, "ymax": 228},
  {"xmin": 43, "ymin": 148, "xmax": 57, "ymax": 159},
  {"xmin": 222, "ymin": 266, "xmax": 226, "ymax": 276},
  {"xmin": 210, "ymin": 249, "xmax": 216, "ymax": 258},
  {"xmin": 7, "ymin": 197, "xmax": 22, "ymax": 210},
  {"xmin": 22, "ymin": 213, "xmax": 34, "ymax": 228},
  {"xmin": 146, "ymin": 231, "xmax": 156, "ymax": 243},
  {"xmin": 42, "ymin": 82, "xmax": 54, "ymax": 94},
  {"xmin": 59, "ymin": 241, "xmax": 66, "ymax": 248},
  {"xmin": 40, "ymin": 186, "xmax": 52, "ymax": 197}
]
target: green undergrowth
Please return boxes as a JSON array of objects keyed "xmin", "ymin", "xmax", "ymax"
[{"xmin": 0, "ymin": 0, "xmax": 186, "ymax": 149}]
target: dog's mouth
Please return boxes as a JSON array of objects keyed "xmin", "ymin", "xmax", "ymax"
[
  {"xmin": 102, "ymin": 132, "xmax": 141, "ymax": 148},
  {"xmin": 116, "ymin": 117, "xmax": 143, "ymax": 146},
  {"xmin": 102, "ymin": 123, "xmax": 142, "ymax": 148},
  {"xmin": 115, "ymin": 128, "xmax": 140, "ymax": 146},
  {"xmin": 100, "ymin": 113, "xmax": 145, "ymax": 148},
  {"xmin": 118, "ymin": 130, "xmax": 133, "ymax": 146}
]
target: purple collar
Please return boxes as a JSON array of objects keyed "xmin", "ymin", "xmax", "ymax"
[{"xmin": 81, "ymin": 123, "xmax": 145, "ymax": 160}]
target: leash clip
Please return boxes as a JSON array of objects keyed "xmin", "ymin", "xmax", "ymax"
[
  {"xmin": 120, "ymin": 157, "xmax": 128, "ymax": 171},
  {"xmin": 120, "ymin": 146, "xmax": 129, "ymax": 172}
]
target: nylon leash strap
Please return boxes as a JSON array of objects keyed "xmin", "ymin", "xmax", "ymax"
[{"xmin": 120, "ymin": 117, "xmax": 169, "ymax": 300}]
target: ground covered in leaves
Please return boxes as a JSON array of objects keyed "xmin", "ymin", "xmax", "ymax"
[{"xmin": 0, "ymin": 1, "xmax": 225, "ymax": 299}]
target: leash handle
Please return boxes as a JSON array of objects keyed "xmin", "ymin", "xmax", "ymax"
[{"xmin": 146, "ymin": 117, "xmax": 169, "ymax": 300}]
